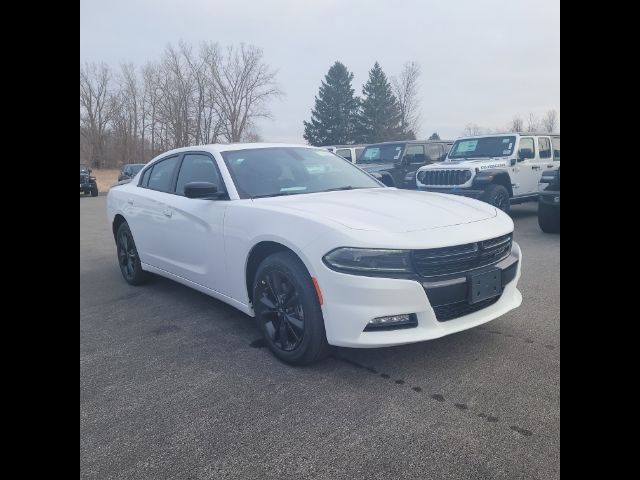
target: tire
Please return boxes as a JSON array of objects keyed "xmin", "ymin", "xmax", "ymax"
[
  {"xmin": 116, "ymin": 222, "xmax": 150, "ymax": 285},
  {"xmin": 481, "ymin": 184, "xmax": 510, "ymax": 214},
  {"xmin": 538, "ymin": 201, "xmax": 560, "ymax": 233},
  {"xmin": 90, "ymin": 185, "xmax": 99, "ymax": 197},
  {"xmin": 252, "ymin": 251, "xmax": 329, "ymax": 366}
]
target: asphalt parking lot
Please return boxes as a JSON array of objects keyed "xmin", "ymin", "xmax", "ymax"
[{"xmin": 80, "ymin": 195, "xmax": 559, "ymax": 480}]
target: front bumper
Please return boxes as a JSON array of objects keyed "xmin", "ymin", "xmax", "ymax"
[
  {"xmin": 539, "ymin": 190, "xmax": 560, "ymax": 206},
  {"xmin": 417, "ymin": 187, "xmax": 484, "ymax": 199},
  {"xmin": 317, "ymin": 242, "xmax": 522, "ymax": 347}
]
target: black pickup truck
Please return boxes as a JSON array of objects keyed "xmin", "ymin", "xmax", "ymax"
[{"xmin": 538, "ymin": 167, "xmax": 560, "ymax": 233}]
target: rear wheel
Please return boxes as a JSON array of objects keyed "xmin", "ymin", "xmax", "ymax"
[
  {"xmin": 253, "ymin": 251, "xmax": 329, "ymax": 365},
  {"xmin": 538, "ymin": 201, "xmax": 560, "ymax": 233},
  {"xmin": 116, "ymin": 222, "xmax": 150, "ymax": 285},
  {"xmin": 481, "ymin": 184, "xmax": 510, "ymax": 214}
]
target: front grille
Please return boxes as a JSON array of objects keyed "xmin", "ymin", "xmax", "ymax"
[
  {"xmin": 413, "ymin": 234, "xmax": 512, "ymax": 277},
  {"xmin": 433, "ymin": 295, "xmax": 501, "ymax": 322},
  {"xmin": 420, "ymin": 169, "xmax": 470, "ymax": 186},
  {"xmin": 80, "ymin": 174, "xmax": 88, "ymax": 183}
]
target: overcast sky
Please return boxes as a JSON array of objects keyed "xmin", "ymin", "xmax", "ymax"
[{"xmin": 80, "ymin": 0, "xmax": 559, "ymax": 143}]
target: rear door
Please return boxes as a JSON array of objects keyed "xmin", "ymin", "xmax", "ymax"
[
  {"xmin": 128, "ymin": 155, "xmax": 181, "ymax": 271},
  {"xmin": 513, "ymin": 136, "xmax": 540, "ymax": 195}
]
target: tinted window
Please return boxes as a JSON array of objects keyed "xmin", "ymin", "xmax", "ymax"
[
  {"xmin": 140, "ymin": 167, "xmax": 151, "ymax": 187},
  {"xmin": 336, "ymin": 149, "xmax": 352, "ymax": 161},
  {"xmin": 552, "ymin": 137, "xmax": 560, "ymax": 161},
  {"xmin": 147, "ymin": 156, "xmax": 179, "ymax": 192},
  {"xmin": 360, "ymin": 143, "xmax": 406, "ymax": 163},
  {"xmin": 176, "ymin": 154, "xmax": 223, "ymax": 195},
  {"xmin": 425, "ymin": 144, "xmax": 443, "ymax": 162},
  {"xmin": 130, "ymin": 164, "xmax": 144, "ymax": 175},
  {"xmin": 518, "ymin": 138, "xmax": 535, "ymax": 160},
  {"xmin": 405, "ymin": 144, "xmax": 426, "ymax": 164},
  {"xmin": 222, "ymin": 147, "xmax": 381, "ymax": 199},
  {"xmin": 539, "ymin": 138, "xmax": 551, "ymax": 159}
]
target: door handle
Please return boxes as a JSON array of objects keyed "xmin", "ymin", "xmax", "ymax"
[
  {"xmin": 127, "ymin": 199, "xmax": 134, "ymax": 205},
  {"xmin": 163, "ymin": 208, "xmax": 172, "ymax": 218},
  {"xmin": 547, "ymin": 164, "xmax": 554, "ymax": 168},
  {"xmin": 532, "ymin": 166, "xmax": 540, "ymax": 170}
]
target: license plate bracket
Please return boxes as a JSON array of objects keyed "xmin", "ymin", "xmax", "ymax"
[{"xmin": 468, "ymin": 268, "xmax": 502, "ymax": 304}]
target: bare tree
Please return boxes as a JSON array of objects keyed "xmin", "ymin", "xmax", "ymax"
[
  {"xmin": 509, "ymin": 115, "xmax": 524, "ymax": 133},
  {"xmin": 542, "ymin": 109, "xmax": 558, "ymax": 133},
  {"xmin": 392, "ymin": 61, "xmax": 422, "ymax": 139},
  {"xmin": 462, "ymin": 123, "xmax": 484, "ymax": 136},
  {"xmin": 209, "ymin": 43, "xmax": 282, "ymax": 142},
  {"xmin": 80, "ymin": 62, "xmax": 114, "ymax": 168},
  {"xmin": 526, "ymin": 112, "xmax": 540, "ymax": 133}
]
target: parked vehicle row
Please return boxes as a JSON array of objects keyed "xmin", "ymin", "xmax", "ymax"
[
  {"xmin": 107, "ymin": 144, "xmax": 522, "ymax": 365},
  {"xmin": 415, "ymin": 133, "xmax": 560, "ymax": 214}
]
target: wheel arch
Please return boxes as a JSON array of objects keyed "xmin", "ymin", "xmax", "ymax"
[
  {"xmin": 474, "ymin": 170, "xmax": 513, "ymax": 197},
  {"xmin": 112, "ymin": 214, "xmax": 127, "ymax": 243}
]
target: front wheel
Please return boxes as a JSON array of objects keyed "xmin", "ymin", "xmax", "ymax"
[
  {"xmin": 90, "ymin": 185, "xmax": 98, "ymax": 197},
  {"xmin": 253, "ymin": 251, "xmax": 329, "ymax": 365},
  {"xmin": 481, "ymin": 184, "xmax": 510, "ymax": 214}
]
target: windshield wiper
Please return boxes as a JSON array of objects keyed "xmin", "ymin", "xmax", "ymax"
[
  {"xmin": 250, "ymin": 191, "xmax": 302, "ymax": 199},
  {"xmin": 320, "ymin": 186, "xmax": 359, "ymax": 192}
]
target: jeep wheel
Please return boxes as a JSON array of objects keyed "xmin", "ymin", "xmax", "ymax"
[
  {"xmin": 90, "ymin": 185, "xmax": 99, "ymax": 197},
  {"xmin": 481, "ymin": 184, "xmax": 510, "ymax": 214},
  {"xmin": 538, "ymin": 201, "xmax": 560, "ymax": 233}
]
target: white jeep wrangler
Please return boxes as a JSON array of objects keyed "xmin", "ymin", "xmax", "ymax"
[{"xmin": 415, "ymin": 133, "xmax": 560, "ymax": 213}]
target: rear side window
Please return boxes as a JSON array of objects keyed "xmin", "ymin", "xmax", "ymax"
[
  {"xmin": 552, "ymin": 137, "xmax": 560, "ymax": 161},
  {"xmin": 175, "ymin": 154, "xmax": 223, "ymax": 195},
  {"xmin": 538, "ymin": 138, "xmax": 551, "ymax": 159},
  {"xmin": 147, "ymin": 156, "xmax": 180, "ymax": 192},
  {"xmin": 336, "ymin": 149, "xmax": 352, "ymax": 161},
  {"xmin": 140, "ymin": 167, "xmax": 151, "ymax": 187},
  {"xmin": 405, "ymin": 144, "xmax": 426, "ymax": 164}
]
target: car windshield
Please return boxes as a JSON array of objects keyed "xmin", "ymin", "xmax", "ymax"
[
  {"xmin": 221, "ymin": 147, "xmax": 382, "ymax": 199},
  {"xmin": 447, "ymin": 136, "xmax": 517, "ymax": 159},
  {"xmin": 359, "ymin": 143, "xmax": 406, "ymax": 163}
]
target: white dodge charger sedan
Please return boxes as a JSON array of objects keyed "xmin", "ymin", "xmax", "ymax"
[{"xmin": 107, "ymin": 144, "xmax": 522, "ymax": 365}]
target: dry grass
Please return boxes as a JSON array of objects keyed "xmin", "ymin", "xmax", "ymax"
[{"xmin": 92, "ymin": 169, "xmax": 120, "ymax": 193}]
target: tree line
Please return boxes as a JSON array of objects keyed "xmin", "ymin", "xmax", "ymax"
[
  {"xmin": 462, "ymin": 110, "xmax": 559, "ymax": 137},
  {"xmin": 80, "ymin": 41, "xmax": 282, "ymax": 169},
  {"xmin": 303, "ymin": 61, "xmax": 423, "ymax": 146}
]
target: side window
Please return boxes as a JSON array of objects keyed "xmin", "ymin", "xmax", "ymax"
[
  {"xmin": 518, "ymin": 137, "xmax": 535, "ymax": 161},
  {"xmin": 175, "ymin": 154, "xmax": 223, "ymax": 195},
  {"xmin": 425, "ymin": 144, "xmax": 443, "ymax": 162},
  {"xmin": 336, "ymin": 149, "xmax": 352, "ymax": 161},
  {"xmin": 405, "ymin": 144, "xmax": 426, "ymax": 164},
  {"xmin": 140, "ymin": 166, "xmax": 152, "ymax": 187},
  {"xmin": 538, "ymin": 138, "xmax": 551, "ymax": 159},
  {"xmin": 147, "ymin": 156, "xmax": 180, "ymax": 192},
  {"xmin": 355, "ymin": 148, "xmax": 364, "ymax": 161},
  {"xmin": 552, "ymin": 137, "xmax": 560, "ymax": 161}
]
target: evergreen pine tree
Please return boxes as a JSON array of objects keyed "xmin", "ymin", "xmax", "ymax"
[
  {"xmin": 357, "ymin": 62, "xmax": 402, "ymax": 143},
  {"xmin": 428, "ymin": 132, "xmax": 441, "ymax": 140},
  {"xmin": 303, "ymin": 62, "xmax": 359, "ymax": 146}
]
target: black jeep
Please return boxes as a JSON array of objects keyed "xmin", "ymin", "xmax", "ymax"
[
  {"xmin": 80, "ymin": 164, "xmax": 98, "ymax": 197},
  {"xmin": 538, "ymin": 167, "xmax": 560, "ymax": 233},
  {"xmin": 357, "ymin": 140, "xmax": 453, "ymax": 188}
]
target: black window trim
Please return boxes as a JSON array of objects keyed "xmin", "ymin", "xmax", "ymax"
[
  {"xmin": 137, "ymin": 154, "xmax": 181, "ymax": 191},
  {"xmin": 173, "ymin": 151, "xmax": 229, "ymax": 200}
]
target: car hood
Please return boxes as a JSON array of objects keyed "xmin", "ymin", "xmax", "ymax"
[
  {"xmin": 357, "ymin": 162, "xmax": 396, "ymax": 173},
  {"xmin": 428, "ymin": 158, "xmax": 511, "ymax": 169},
  {"xmin": 256, "ymin": 188, "xmax": 497, "ymax": 232}
]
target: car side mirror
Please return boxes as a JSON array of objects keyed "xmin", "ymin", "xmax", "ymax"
[{"xmin": 184, "ymin": 182, "xmax": 223, "ymax": 199}]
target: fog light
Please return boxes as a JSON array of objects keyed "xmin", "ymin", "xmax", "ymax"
[{"xmin": 364, "ymin": 314, "xmax": 418, "ymax": 331}]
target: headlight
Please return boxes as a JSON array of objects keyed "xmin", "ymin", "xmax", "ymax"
[
  {"xmin": 417, "ymin": 171, "xmax": 426, "ymax": 183},
  {"xmin": 323, "ymin": 248, "xmax": 413, "ymax": 273},
  {"xmin": 464, "ymin": 170, "xmax": 472, "ymax": 181}
]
